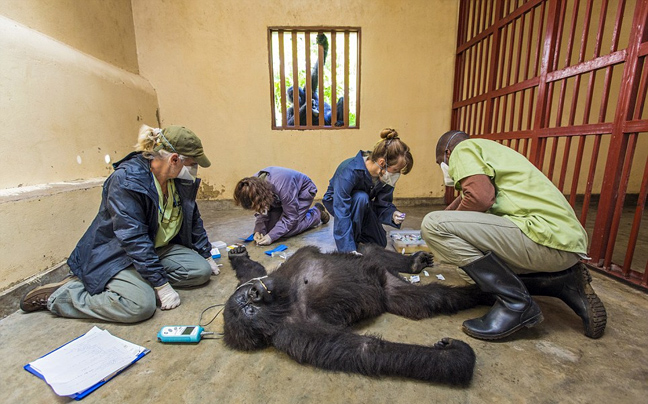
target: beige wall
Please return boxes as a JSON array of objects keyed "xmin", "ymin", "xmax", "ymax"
[
  {"xmin": 0, "ymin": 0, "xmax": 139, "ymax": 73},
  {"xmin": 131, "ymin": 0, "xmax": 458, "ymax": 201},
  {"xmin": 0, "ymin": 3, "xmax": 158, "ymax": 290},
  {"xmin": 0, "ymin": 15, "xmax": 157, "ymax": 189},
  {"xmin": 0, "ymin": 0, "xmax": 459, "ymax": 292}
]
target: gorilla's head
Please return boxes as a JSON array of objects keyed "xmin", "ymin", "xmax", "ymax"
[{"xmin": 223, "ymin": 274, "xmax": 292, "ymax": 351}]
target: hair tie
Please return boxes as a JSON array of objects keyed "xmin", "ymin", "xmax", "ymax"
[
  {"xmin": 151, "ymin": 128, "xmax": 162, "ymax": 146},
  {"xmin": 385, "ymin": 135, "xmax": 399, "ymax": 145}
]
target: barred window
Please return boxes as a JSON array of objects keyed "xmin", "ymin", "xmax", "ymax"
[{"xmin": 268, "ymin": 27, "xmax": 361, "ymax": 130}]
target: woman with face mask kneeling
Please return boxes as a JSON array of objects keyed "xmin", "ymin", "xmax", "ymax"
[
  {"xmin": 20, "ymin": 125, "xmax": 220, "ymax": 323},
  {"xmin": 322, "ymin": 128, "xmax": 413, "ymax": 254}
]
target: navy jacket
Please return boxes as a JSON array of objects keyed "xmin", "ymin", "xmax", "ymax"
[
  {"xmin": 322, "ymin": 150, "xmax": 400, "ymax": 252},
  {"xmin": 67, "ymin": 152, "xmax": 211, "ymax": 295}
]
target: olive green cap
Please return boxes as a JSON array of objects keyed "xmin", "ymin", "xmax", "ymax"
[{"xmin": 155, "ymin": 125, "xmax": 211, "ymax": 167}]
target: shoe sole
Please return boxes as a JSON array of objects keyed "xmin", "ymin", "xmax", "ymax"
[
  {"xmin": 577, "ymin": 266, "xmax": 607, "ymax": 339},
  {"xmin": 314, "ymin": 203, "xmax": 330, "ymax": 224}
]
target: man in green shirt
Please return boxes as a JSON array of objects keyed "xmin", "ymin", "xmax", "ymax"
[{"xmin": 421, "ymin": 130, "xmax": 606, "ymax": 340}]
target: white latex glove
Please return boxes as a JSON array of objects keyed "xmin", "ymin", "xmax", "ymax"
[
  {"xmin": 253, "ymin": 232, "xmax": 264, "ymax": 243},
  {"xmin": 206, "ymin": 257, "xmax": 220, "ymax": 275},
  {"xmin": 155, "ymin": 283, "xmax": 180, "ymax": 310},
  {"xmin": 257, "ymin": 234, "xmax": 273, "ymax": 246},
  {"xmin": 350, "ymin": 250, "xmax": 363, "ymax": 256},
  {"xmin": 393, "ymin": 211, "xmax": 406, "ymax": 225}
]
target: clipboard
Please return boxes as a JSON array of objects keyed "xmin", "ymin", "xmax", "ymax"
[{"xmin": 24, "ymin": 327, "xmax": 149, "ymax": 400}]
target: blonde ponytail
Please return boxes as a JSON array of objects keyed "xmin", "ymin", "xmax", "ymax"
[{"xmin": 134, "ymin": 124, "xmax": 161, "ymax": 152}]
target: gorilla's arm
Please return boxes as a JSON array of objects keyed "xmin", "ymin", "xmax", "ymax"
[
  {"xmin": 334, "ymin": 96, "xmax": 345, "ymax": 126},
  {"xmin": 311, "ymin": 33, "xmax": 329, "ymax": 94},
  {"xmin": 357, "ymin": 243, "xmax": 433, "ymax": 274},
  {"xmin": 273, "ymin": 323, "xmax": 475, "ymax": 385},
  {"xmin": 384, "ymin": 280, "xmax": 494, "ymax": 320},
  {"xmin": 355, "ymin": 245, "xmax": 493, "ymax": 317},
  {"xmin": 229, "ymin": 247, "xmax": 267, "ymax": 283}
]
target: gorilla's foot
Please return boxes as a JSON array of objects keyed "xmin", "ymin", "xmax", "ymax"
[
  {"xmin": 430, "ymin": 337, "xmax": 476, "ymax": 386},
  {"xmin": 433, "ymin": 337, "xmax": 454, "ymax": 348}
]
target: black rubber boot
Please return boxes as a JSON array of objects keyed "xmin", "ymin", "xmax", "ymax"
[
  {"xmin": 461, "ymin": 252, "xmax": 543, "ymax": 340},
  {"xmin": 519, "ymin": 263, "xmax": 607, "ymax": 339}
]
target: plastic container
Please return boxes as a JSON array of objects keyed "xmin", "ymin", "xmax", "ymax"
[
  {"xmin": 211, "ymin": 241, "xmax": 227, "ymax": 249},
  {"xmin": 389, "ymin": 230, "xmax": 430, "ymax": 254}
]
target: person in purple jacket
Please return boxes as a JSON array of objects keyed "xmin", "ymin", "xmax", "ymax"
[{"xmin": 234, "ymin": 167, "xmax": 330, "ymax": 245}]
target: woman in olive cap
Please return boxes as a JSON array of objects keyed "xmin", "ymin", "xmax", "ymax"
[{"xmin": 20, "ymin": 125, "xmax": 219, "ymax": 323}]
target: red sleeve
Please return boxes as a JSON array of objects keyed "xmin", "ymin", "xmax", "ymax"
[
  {"xmin": 456, "ymin": 174, "xmax": 495, "ymax": 212},
  {"xmin": 445, "ymin": 195, "xmax": 462, "ymax": 210}
]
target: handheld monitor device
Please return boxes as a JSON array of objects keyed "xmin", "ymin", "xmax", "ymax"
[{"xmin": 157, "ymin": 325, "xmax": 211, "ymax": 343}]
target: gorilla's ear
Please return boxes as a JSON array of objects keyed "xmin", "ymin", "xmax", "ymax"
[{"xmin": 228, "ymin": 246, "xmax": 268, "ymax": 283}]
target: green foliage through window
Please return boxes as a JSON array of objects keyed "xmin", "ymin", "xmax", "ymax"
[{"xmin": 269, "ymin": 28, "xmax": 360, "ymax": 129}]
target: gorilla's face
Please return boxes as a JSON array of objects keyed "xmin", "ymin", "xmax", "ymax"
[
  {"xmin": 233, "ymin": 277, "xmax": 274, "ymax": 314},
  {"xmin": 223, "ymin": 277, "xmax": 272, "ymax": 350},
  {"xmin": 223, "ymin": 276, "xmax": 292, "ymax": 351}
]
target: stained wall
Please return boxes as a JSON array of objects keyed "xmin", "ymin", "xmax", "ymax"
[{"xmin": 0, "ymin": 1, "xmax": 158, "ymax": 290}]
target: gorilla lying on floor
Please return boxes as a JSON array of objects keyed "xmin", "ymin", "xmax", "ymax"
[{"xmin": 223, "ymin": 244, "xmax": 493, "ymax": 385}]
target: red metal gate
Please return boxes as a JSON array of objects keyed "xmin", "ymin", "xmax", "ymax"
[{"xmin": 452, "ymin": 0, "xmax": 648, "ymax": 290}]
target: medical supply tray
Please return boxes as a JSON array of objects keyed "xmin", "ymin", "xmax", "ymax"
[{"xmin": 389, "ymin": 230, "xmax": 430, "ymax": 254}]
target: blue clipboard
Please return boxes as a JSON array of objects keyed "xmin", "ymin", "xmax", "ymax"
[{"xmin": 24, "ymin": 331, "xmax": 149, "ymax": 400}]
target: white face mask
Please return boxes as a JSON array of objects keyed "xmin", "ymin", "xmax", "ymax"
[
  {"xmin": 380, "ymin": 171, "xmax": 401, "ymax": 187},
  {"xmin": 440, "ymin": 162, "xmax": 454, "ymax": 186},
  {"xmin": 176, "ymin": 165, "xmax": 196, "ymax": 181}
]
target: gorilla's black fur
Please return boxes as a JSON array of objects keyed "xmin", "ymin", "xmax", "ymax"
[{"xmin": 224, "ymin": 244, "xmax": 493, "ymax": 386}]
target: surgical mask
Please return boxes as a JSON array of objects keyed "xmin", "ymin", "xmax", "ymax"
[
  {"xmin": 375, "ymin": 160, "xmax": 400, "ymax": 186},
  {"xmin": 177, "ymin": 165, "xmax": 197, "ymax": 181},
  {"xmin": 380, "ymin": 171, "xmax": 401, "ymax": 187},
  {"xmin": 440, "ymin": 162, "xmax": 454, "ymax": 186}
]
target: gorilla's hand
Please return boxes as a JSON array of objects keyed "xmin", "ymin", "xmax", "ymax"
[
  {"xmin": 229, "ymin": 246, "xmax": 249, "ymax": 259},
  {"xmin": 409, "ymin": 251, "xmax": 434, "ymax": 274}
]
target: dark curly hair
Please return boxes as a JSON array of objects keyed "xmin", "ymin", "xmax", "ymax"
[{"xmin": 234, "ymin": 177, "xmax": 275, "ymax": 212}]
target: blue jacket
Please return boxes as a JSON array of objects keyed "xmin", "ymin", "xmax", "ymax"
[
  {"xmin": 67, "ymin": 152, "xmax": 211, "ymax": 295},
  {"xmin": 322, "ymin": 150, "xmax": 399, "ymax": 252}
]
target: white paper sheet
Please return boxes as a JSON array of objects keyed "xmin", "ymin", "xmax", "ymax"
[{"xmin": 28, "ymin": 327, "xmax": 147, "ymax": 396}]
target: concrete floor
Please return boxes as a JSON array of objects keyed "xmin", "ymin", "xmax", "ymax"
[{"xmin": 1, "ymin": 203, "xmax": 648, "ymax": 403}]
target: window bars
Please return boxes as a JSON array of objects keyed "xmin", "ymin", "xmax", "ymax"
[{"xmin": 268, "ymin": 28, "xmax": 361, "ymax": 130}]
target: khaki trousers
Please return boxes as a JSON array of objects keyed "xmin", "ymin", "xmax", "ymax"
[{"xmin": 421, "ymin": 210, "xmax": 580, "ymax": 282}]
